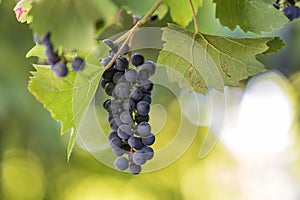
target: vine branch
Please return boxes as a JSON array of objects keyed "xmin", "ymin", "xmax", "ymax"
[
  {"xmin": 105, "ymin": 0, "xmax": 162, "ymax": 69},
  {"xmin": 188, "ymin": 0, "xmax": 199, "ymax": 33}
]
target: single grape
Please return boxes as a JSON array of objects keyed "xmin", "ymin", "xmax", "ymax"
[
  {"xmin": 141, "ymin": 133, "xmax": 155, "ymax": 146},
  {"xmin": 102, "ymin": 99, "xmax": 111, "ymax": 112},
  {"xmin": 100, "ymin": 78, "xmax": 108, "ymax": 89},
  {"xmin": 71, "ymin": 57, "xmax": 85, "ymax": 71},
  {"xmin": 100, "ymin": 56, "xmax": 112, "ymax": 66},
  {"xmin": 115, "ymin": 57, "xmax": 129, "ymax": 71},
  {"xmin": 104, "ymin": 82, "xmax": 115, "ymax": 96},
  {"xmin": 137, "ymin": 121, "xmax": 151, "ymax": 137},
  {"xmin": 135, "ymin": 114, "xmax": 150, "ymax": 124},
  {"xmin": 114, "ymin": 157, "xmax": 129, "ymax": 171},
  {"xmin": 102, "ymin": 39, "xmax": 114, "ymax": 48},
  {"xmin": 132, "ymin": 151, "xmax": 147, "ymax": 165},
  {"xmin": 112, "ymin": 147, "xmax": 125, "ymax": 157},
  {"xmin": 141, "ymin": 94, "xmax": 152, "ymax": 104},
  {"xmin": 110, "ymin": 118, "xmax": 121, "ymax": 131},
  {"xmin": 137, "ymin": 69, "xmax": 150, "ymax": 81},
  {"xmin": 102, "ymin": 67, "xmax": 117, "ymax": 81},
  {"xmin": 136, "ymin": 101, "xmax": 150, "ymax": 116},
  {"xmin": 120, "ymin": 111, "xmax": 134, "ymax": 124},
  {"xmin": 123, "ymin": 99, "xmax": 136, "ymax": 112},
  {"xmin": 117, "ymin": 124, "xmax": 132, "ymax": 139},
  {"xmin": 51, "ymin": 62, "xmax": 68, "ymax": 77},
  {"xmin": 113, "ymin": 72, "xmax": 125, "ymax": 84},
  {"xmin": 129, "ymin": 163, "xmax": 142, "ymax": 175},
  {"xmin": 130, "ymin": 87, "xmax": 143, "ymax": 101},
  {"xmin": 124, "ymin": 69, "xmax": 137, "ymax": 82},
  {"xmin": 128, "ymin": 136, "xmax": 144, "ymax": 149},
  {"xmin": 283, "ymin": 5, "xmax": 300, "ymax": 21},
  {"xmin": 141, "ymin": 146, "xmax": 154, "ymax": 160},
  {"xmin": 110, "ymin": 100, "xmax": 123, "ymax": 114},
  {"xmin": 130, "ymin": 53, "xmax": 144, "ymax": 67},
  {"xmin": 117, "ymin": 43, "xmax": 130, "ymax": 55},
  {"xmin": 110, "ymin": 136, "xmax": 122, "ymax": 148},
  {"xmin": 139, "ymin": 80, "xmax": 154, "ymax": 93},
  {"xmin": 141, "ymin": 61, "xmax": 156, "ymax": 76},
  {"xmin": 108, "ymin": 131, "xmax": 118, "ymax": 141},
  {"xmin": 114, "ymin": 82, "xmax": 131, "ymax": 98}
]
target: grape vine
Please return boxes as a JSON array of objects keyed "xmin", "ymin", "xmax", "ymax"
[{"xmin": 15, "ymin": 0, "xmax": 296, "ymax": 174}]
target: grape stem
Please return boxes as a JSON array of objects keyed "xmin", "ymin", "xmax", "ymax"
[
  {"xmin": 105, "ymin": 0, "xmax": 162, "ymax": 70},
  {"xmin": 188, "ymin": 0, "xmax": 199, "ymax": 33}
]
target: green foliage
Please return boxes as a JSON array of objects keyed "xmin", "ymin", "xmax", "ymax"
[
  {"xmin": 29, "ymin": 0, "xmax": 118, "ymax": 51},
  {"xmin": 213, "ymin": 0, "xmax": 288, "ymax": 33},
  {"xmin": 158, "ymin": 24, "xmax": 279, "ymax": 93},
  {"xmin": 163, "ymin": 0, "xmax": 202, "ymax": 27},
  {"xmin": 113, "ymin": 0, "xmax": 157, "ymax": 17}
]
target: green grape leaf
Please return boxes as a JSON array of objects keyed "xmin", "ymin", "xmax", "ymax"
[
  {"xmin": 28, "ymin": 43, "xmax": 109, "ymax": 159},
  {"xmin": 26, "ymin": 44, "xmax": 45, "ymax": 58},
  {"xmin": 213, "ymin": 0, "xmax": 288, "ymax": 33},
  {"xmin": 163, "ymin": 0, "xmax": 202, "ymax": 27},
  {"xmin": 29, "ymin": 0, "xmax": 118, "ymax": 51},
  {"xmin": 263, "ymin": 37, "xmax": 286, "ymax": 55},
  {"xmin": 113, "ymin": 0, "xmax": 157, "ymax": 17},
  {"xmin": 157, "ymin": 24, "xmax": 282, "ymax": 93}
]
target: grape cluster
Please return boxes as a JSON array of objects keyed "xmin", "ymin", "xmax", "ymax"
[
  {"xmin": 35, "ymin": 33, "xmax": 86, "ymax": 77},
  {"xmin": 100, "ymin": 39, "xmax": 156, "ymax": 174}
]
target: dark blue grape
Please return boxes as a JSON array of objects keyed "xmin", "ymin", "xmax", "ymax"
[
  {"xmin": 110, "ymin": 118, "xmax": 121, "ymax": 131},
  {"xmin": 71, "ymin": 57, "xmax": 85, "ymax": 71},
  {"xmin": 141, "ymin": 61, "xmax": 156, "ymax": 76},
  {"xmin": 120, "ymin": 111, "xmax": 134, "ymax": 124},
  {"xmin": 102, "ymin": 39, "xmax": 114, "ymax": 48},
  {"xmin": 141, "ymin": 94, "xmax": 152, "ymax": 104},
  {"xmin": 139, "ymin": 80, "xmax": 154, "ymax": 93},
  {"xmin": 117, "ymin": 44, "xmax": 130, "ymax": 55},
  {"xmin": 141, "ymin": 146, "xmax": 154, "ymax": 160},
  {"xmin": 137, "ymin": 121, "xmax": 151, "ymax": 137},
  {"xmin": 117, "ymin": 124, "xmax": 132, "ymax": 139},
  {"xmin": 102, "ymin": 99, "xmax": 111, "ymax": 112},
  {"xmin": 104, "ymin": 82, "xmax": 115, "ymax": 96},
  {"xmin": 131, "ymin": 53, "xmax": 144, "ymax": 67},
  {"xmin": 124, "ymin": 69, "xmax": 137, "ymax": 82},
  {"xmin": 108, "ymin": 131, "xmax": 118, "ymax": 141},
  {"xmin": 113, "ymin": 72, "xmax": 125, "ymax": 84},
  {"xmin": 128, "ymin": 136, "xmax": 144, "ymax": 149},
  {"xmin": 137, "ymin": 69, "xmax": 149, "ymax": 80},
  {"xmin": 283, "ymin": 6, "xmax": 300, "ymax": 21},
  {"xmin": 148, "ymin": 15, "xmax": 158, "ymax": 22},
  {"xmin": 132, "ymin": 151, "xmax": 147, "ymax": 165},
  {"xmin": 102, "ymin": 67, "xmax": 117, "ymax": 81},
  {"xmin": 110, "ymin": 100, "xmax": 123, "ymax": 114},
  {"xmin": 136, "ymin": 101, "xmax": 150, "ymax": 116},
  {"xmin": 123, "ymin": 99, "xmax": 136, "ymax": 112},
  {"xmin": 51, "ymin": 62, "xmax": 68, "ymax": 77},
  {"xmin": 114, "ymin": 157, "xmax": 129, "ymax": 171},
  {"xmin": 114, "ymin": 82, "xmax": 130, "ymax": 98},
  {"xmin": 115, "ymin": 57, "xmax": 129, "ymax": 71},
  {"xmin": 112, "ymin": 147, "xmax": 125, "ymax": 157},
  {"xmin": 129, "ymin": 163, "xmax": 141, "ymax": 175},
  {"xmin": 142, "ymin": 133, "xmax": 155, "ymax": 146},
  {"xmin": 130, "ymin": 87, "xmax": 143, "ymax": 101},
  {"xmin": 100, "ymin": 78, "xmax": 108, "ymax": 89},
  {"xmin": 110, "ymin": 136, "xmax": 122, "ymax": 148},
  {"xmin": 38, "ymin": 32, "xmax": 50, "ymax": 45},
  {"xmin": 100, "ymin": 56, "xmax": 112, "ymax": 66}
]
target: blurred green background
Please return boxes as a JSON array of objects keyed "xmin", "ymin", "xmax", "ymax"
[{"xmin": 0, "ymin": 0, "xmax": 300, "ymax": 200}]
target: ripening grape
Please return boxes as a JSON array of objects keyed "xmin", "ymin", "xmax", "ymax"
[
  {"xmin": 115, "ymin": 57, "xmax": 129, "ymax": 71},
  {"xmin": 114, "ymin": 157, "xmax": 129, "ymax": 171},
  {"xmin": 129, "ymin": 163, "xmax": 141, "ymax": 175},
  {"xmin": 141, "ymin": 61, "xmax": 156, "ymax": 76},
  {"xmin": 283, "ymin": 5, "xmax": 300, "ymax": 21},
  {"xmin": 141, "ymin": 133, "xmax": 155, "ymax": 145},
  {"xmin": 136, "ymin": 101, "xmax": 150, "ymax": 116},
  {"xmin": 137, "ymin": 121, "xmax": 151, "ymax": 137},
  {"xmin": 51, "ymin": 62, "xmax": 68, "ymax": 77},
  {"xmin": 124, "ymin": 69, "xmax": 138, "ymax": 82},
  {"xmin": 132, "ymin": 151, "xmax": 147, "ymax": 165},
  {"xmin": 71, "ymin": 57, "xmax": 85, "ymax": 71}
]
